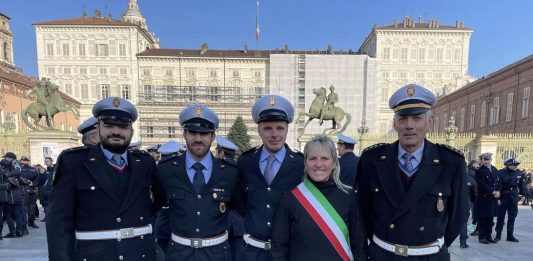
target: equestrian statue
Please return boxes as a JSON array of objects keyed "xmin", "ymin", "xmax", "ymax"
[
  {"xmin": 297, "ymin": 85, "xmax": 351, "ymax": 141},
  {"xmin": 22, "ymin": 78, "xmax": 80, "ymax": 130}
]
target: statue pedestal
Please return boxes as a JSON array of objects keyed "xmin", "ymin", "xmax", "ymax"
[{"xmin": 27, "ymin": 130, "xmax": 80, "ymax": 164}]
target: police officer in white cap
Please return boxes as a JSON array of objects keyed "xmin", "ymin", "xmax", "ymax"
[
  {"xmin": 238, "ymin": 95, "xmax": 304, "ymax": 261},
  {"xmin": 215, "ymin": 136, "xmax": 238, "ymax": 164},
  {"xmin": 47, "ymin": 97, "xmax": 165, "ymax": 261},
  {"xmin": 475, "ymin": 152, "xmax": 500, "ymax": 244},
  {"xmin": 158, "ymin": 141, "xmax": 182, "ymax": 160},
  {"xmin": 356, "ymin": 84, "xmax": 468, "ymax": 260},
  {"xmin": 77, "ymin": 116, "xmax": 99, "ymax": 146},
  {"xmin": 337, "ymin": 133, "xmax": 359, "ymax": 187},
  {"xmin": 146, "ymin": 144, "xmax": 161, "ymax": 162},
  {"xmin": 157, "ymin": 103, "xmax": 242, "ymax": 261}
]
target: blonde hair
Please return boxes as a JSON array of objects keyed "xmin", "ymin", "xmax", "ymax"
[{"xmin": 303, "ymin": 134, "xmax": 351, "ymax": 194}]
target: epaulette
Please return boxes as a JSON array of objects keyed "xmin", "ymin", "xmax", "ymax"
[
  {"xmin": 129, "ymin": 149, "xmax": 147, "ymax": 154},
  {"xmin": 361, "ymin": 143, "xmax": 387, "ymax": 154},
  {"xmin": 290, "ymin": 149, "xmax": 303, "ymax": 157},
  {"xmin": 220, "ymin": 158, "xmax": 237, "ymax": 168},
  {"xmin": 62, "ymin": 145, "xmax": 90, "ymax": 153},
  {"xmin": 52, "ymin": 146, "xmax": 90, "ymax": 184},
  {"xmin": 158, "ymin": 154, "xmax": 179, "ymax": 165},
  {"xmin": 241, "ymin": 145, "xmax": 261, "ymax": 156},
  {"xmin": 437, "ymin": 143, "xmax": 465, "ymax": 158}
]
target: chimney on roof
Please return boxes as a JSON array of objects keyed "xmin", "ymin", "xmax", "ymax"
[
  {"xmin": 456, "ymin": 20, "xmax": 464, "ymax": 28},
  {"xmin": 419, "ymin": 16, "xmax": 423, "ymax": 23},
  {"xmin": 429, "ymin": 19, "xmax": 440, "ymax": 28},
  {"xmin": 394, "ymin": 20, "xmax": 398, "ymax": 28},
  {"xmin": 94, "ymin": 9, "xmax": 102, "ymax": 18},
  {"xmin": 200, "ymin": 43, "xmax": 208, "ymax": 55}
]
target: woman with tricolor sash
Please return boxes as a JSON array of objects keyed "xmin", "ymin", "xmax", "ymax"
[{"xmin": 271, "ymin": 135, "xmax": 367, "ymax": 261}]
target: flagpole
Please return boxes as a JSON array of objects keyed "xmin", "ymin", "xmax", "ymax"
[{"xmin": 256, "ymin": 0, "xmax": 260, "ymax": 52}]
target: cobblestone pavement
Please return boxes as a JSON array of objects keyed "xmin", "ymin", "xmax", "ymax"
[{"xmin": 1, "ymin": 206, "xmax": 532, "ymax": 260}]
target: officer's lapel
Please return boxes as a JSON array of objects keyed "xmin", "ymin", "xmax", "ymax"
[
  {"xmin": 84, "ymin": 146, "xmax": 124, "ymax": 204},
  {"xmin": 249, "ymin": 146, "xmax": 264, "ymax": 182},
  {"xmin": 270, "ymin": 146, "xmax": 299, "ymax": 186},
  {"xmin": 119, "ymin": 151, "xmax": 149, "ymax": 214},
  {"xmin": 174, "ymin": 155, "xmax": 196, "ymax": 194},
  {"xmin": 392, "ymin": 141, "xmax": 444, "ymax": 221},
  {"xmin": 203, "ymin": 155, "xmax": 223, "ymax": 193},
  {"xmin": 374, "ymin": 141, "xmax": 404, "ymax": 208}
]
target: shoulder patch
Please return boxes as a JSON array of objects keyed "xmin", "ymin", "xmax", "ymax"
[
  {"xmin": 241, "ymin": 145, "xmax": 261, "ymax": 156},
  {"xmin": 437, "ymin": 143, "xmax": 465, "ymax": 158},
  {"xmin": 361, "ymin": 143, "xmax": 388, "ymax": 154}
]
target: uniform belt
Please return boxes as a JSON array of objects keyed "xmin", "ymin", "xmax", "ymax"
[
  {"xmin": 171, "ymin": 231, "xmax": 228, "ymax": 248},
  {"xmin": 243, "ymin": 234, "xmax": 271, "ymax": 250},
  {"xmin": 373, "ymin": 234, "xmax": 444, "ymax": 257},
  {"xmin": 75, "ymin": 224, "xmax": 152, "ymax": 240}
]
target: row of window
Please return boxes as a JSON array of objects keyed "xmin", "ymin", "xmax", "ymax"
[
  {"xmin": 435, "ymin": 87, "xmax": 531, "ymax": 132},
  {"xmin": 45, "ymin": 43, "xmax": 127, "ymax": 57},
  {"xmin": 58, "ymin": 83, "xmax": 130, "ymax": 100},
  {"xmin": 141, "ymin": 85, "xmax": 264, "ymax": 102},
  {"xmin": 382, "ymin": 70, "xmax": 460, "ymax": 80},
  {"xmin": 45, "ymin": 66, "xmax": 129, "ymax": 75},
  {"xmin": 381, "ymin": 47, "xmax": 463, "ymax": 62},
  {"xmin": 141, "ymin": 68, "xmax": 262, "ymax": 78}
]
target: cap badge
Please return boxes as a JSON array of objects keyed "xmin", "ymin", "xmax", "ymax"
[
  {"xmin": 407, "ymin": 85, "xmax": 415, "ymax": 97},
  {"xmin": 112, "ymin": 97, "xmax": 121, "ymax": 108},
  {"xmin": 195, "ymin": 106, "xmax": 202, "ymax": 117},
  {"xmin": 269, "ymin": 97, "xmax": 276, "ymax": 106}
]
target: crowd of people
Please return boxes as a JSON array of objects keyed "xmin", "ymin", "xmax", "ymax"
[
  {"xmin": 1, "ymin": 82, "xmax": 531, "ymax": 261},
  {"xmin": 0, "ymin": 153, "xmax": 54, "ymax": 240},
  {"xmin": 460, "ymin": 153, "xmax": 532, "ymax": 248}
]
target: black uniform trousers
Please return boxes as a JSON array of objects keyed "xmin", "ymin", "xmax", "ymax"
[
  {"xmin": 6, "ymin": 203, "xmax": 22, "ymax": 234},
  {"xmin": 495, "ymin": 190, "xmax": 519, "ymax": 236}
]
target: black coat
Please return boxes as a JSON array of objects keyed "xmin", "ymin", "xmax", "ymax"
[
  {"xmin": 339, "ymin": 151, "xmax": 359, "ymax": 187},
  {"xmin": 475, "ymin": 165, "xmax": 499, "ymax": 218},
  {"xmin": 0, "ymin": 168, "xmax": 11, "ymax": 203},
  {"xmin": 272, "ymin": 179, "xmax": 367, "ymax": 261},
  {"xmin": 498, "ymin": 168, "xmax": 529, "ymax": 198},
  {"xmin": 156, "ymin": 153, "xmax": 242, "ymax": 261},
  {"xmin": 46, "ymin": 145, "xmax": 164, "ymax": 261},
  {"xmin": 356, "ymin": 140, "xmax": 468, "ymax": 260},
  {"xmin": 238, "ymin": 145, "xmax": 304, "ymax": 261}
]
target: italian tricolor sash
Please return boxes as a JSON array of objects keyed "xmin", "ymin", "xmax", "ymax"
[{"xmin": 291, "ymin": 179, "xmax": 353, "ymax": 261}]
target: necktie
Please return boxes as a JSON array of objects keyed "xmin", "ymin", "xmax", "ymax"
[
  {"xmin": 264, "ymin": 154, "xmax": 276, "ymax": 184},
  {"xmin": 110, "ymin": 154, "xmax": 126, "ymax": 173},
  {"xmin": 192, "ymin": 162, "xmax": 205, "ymax": 192},
  {"xmin": 401, "ymin": 152, "xmax": 416, "ymax": 176}
]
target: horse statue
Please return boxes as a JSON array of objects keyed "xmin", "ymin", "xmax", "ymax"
[
  {"xmin": 297, "ymin": 87, "xmax": 351, "ymax": 140},
  {"xmin": 22, "ymin": 79, "xmax": 80, "ymax": 130}
]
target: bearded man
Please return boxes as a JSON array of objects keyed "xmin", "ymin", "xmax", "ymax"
[{"xmin": 46, "ymin": 97, "xmax": 165, "ymax": 261}]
